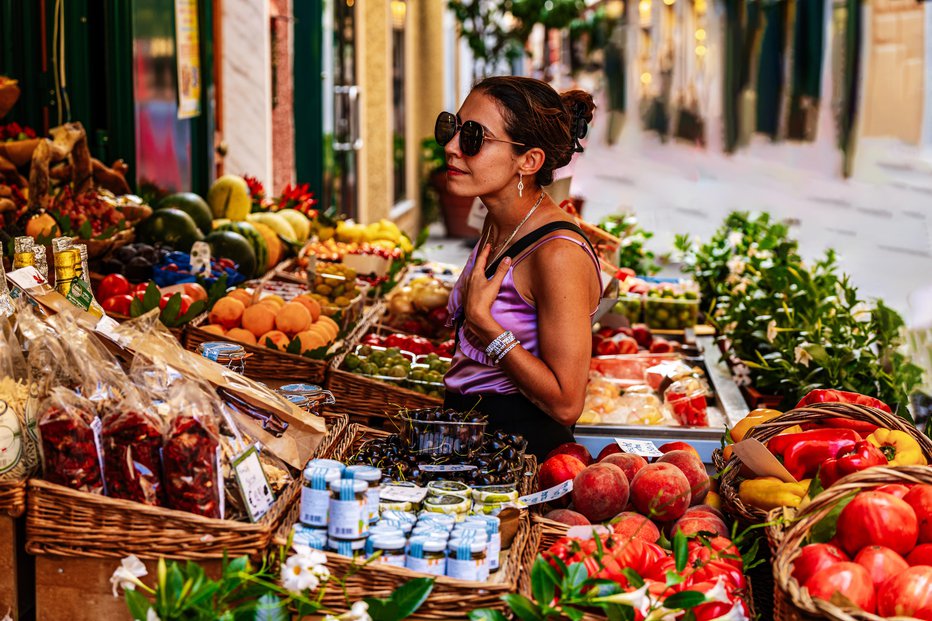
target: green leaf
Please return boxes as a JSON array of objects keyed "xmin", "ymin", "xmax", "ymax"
[
  {"xmin": 176, "ymin": 299, "xmax": 206, "ymax": 325},
  {"xmin": 808, "ymin": 472, "xmax": 825, "ymax": 499},
  {"xmin": 142, "ymin": 281, "xmax": 161, "ymax": 309},
  {"xmin": 500, "ymin": 593, "xmax": 544, "ymax": 621},
  {"xmin": 530, "ymin": 558, "xmax": 555, "ymax": 608},
  {"xmin": 251, "ymin": 594, "xmax": 288, "ymax": 621},
  {"xmin": 673, "ymin": 529, "xmax": 688, "ymax": 573},
  {"xmin": 285, "ymin": 337, "xmax": 302, "ymax": 355},
  {"xmin": 809, "ymin": 491, "xmax": 858, "ymax": 543},
  {"xmin": 159, "ymin": 293, "xmax": 182, "ymax": 328},
  {"xmin": 621, "ymin": 568, "xmax": 644, "ymax": 588},
  {"xmin": 663, "ymin": 590, "xmax": 707, "ymax": 610},
  {"xmin": 468, "ymin": 610, "xmax": 509, "ymax": 621},
  {"xmin": 561, "ymin": 605, "xmax": 585, "ymax": 621},
  {"xmin": 77, "ymin": 219, "xmax": 93, "ymax": 239},
  {"xmin": 665, "ymin": 571, "xmax": 686, "ymax": 587},
  {"xmin": 565, "ymin": 562, "xmax": 588, "ymax": 591},
  {"xmin": 129, "ymin": 296, "xmax": 145, "ymax": 318},
  {"xmin": 385, "ymin": 577, "xmax": 435, "ymax": 619},
  {"xmin": 123, "ymin": 589, "xmax": 152, "ymax": 621}
]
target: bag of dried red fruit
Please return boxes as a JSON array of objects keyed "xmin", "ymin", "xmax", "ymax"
[
  {"xmin": 162, "ymin": 381, "xmax": 223, "ymax": 519},
  {"xmin": 100, "ymin": 388, "xmax": 165, "ymax": 506},
  {"xmin": 37, "ymin": 386, "xmax": 105, "ymax": 493}
]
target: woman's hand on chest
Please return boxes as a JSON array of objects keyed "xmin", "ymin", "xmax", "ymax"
[{"xmin": 462, "ymin": 243, "xmax": 509, "ymax": 346}]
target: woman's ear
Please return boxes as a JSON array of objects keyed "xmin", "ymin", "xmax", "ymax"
[{"xmin": 518, "ymin": 147, "xmax": 546, "ymax": 177}]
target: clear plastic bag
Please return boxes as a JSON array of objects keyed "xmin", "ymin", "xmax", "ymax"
[
  {"xmin": 0, "ymin": 317, "xmax": 37, "ymax": 480},
  {"xmin": 101, "ymin": 395, "xmax": 164, "ymax": 506},
  {"xmin": 37, "ymin": 386, "xmax": 104, "ymax": 493}
]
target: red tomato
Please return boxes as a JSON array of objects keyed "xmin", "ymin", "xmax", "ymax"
[
  {"xmin": 133, "ymin": 282, "xmax": 151, "ymax": 295},
  {"xmin": 101, "ymin": 294, "xmax": 133, "ymax": 316},
  {"xmin": 907, "ymin": 544, "xmax": 932, "ymax": 566},
  {"xmin": 610, "ymin": 537, "xmax": 658, "ymax": 576},
  {"xmin": 854, "ymin": 545, "xmax": 909, "ymax": 591},
  {"xmin": 836, "ymin": 491, "xmax": 919, "ymax": 556},
  {"xmin": 688, "ymin": 536, "xmax": 743, "ymax": 570},
  {"xmin": 804, "ymin": 562, "xmax": 876, "ymax": 613},
  {"xmin": 875, "ymin": 483, "xmax": 911, "ymax": 499},
  {"xmin": 97, "ymin": 274, "xmax": 130, "ymax": 301},
  {"xmin": 181, "ymin": 282, "xmax": 208, "ymax": 303},
  {"xmin": 159, "ymin": 293, "xmax": 193, "ymax": 321},
  {"xmin": 904, "ymin": 485, "xmax": 932, "ymax": 544},
  {"xmin": 691, "ymin": 600, "xmax": 748, "ymax": 621},
  {"xmin": 792, "ymin": 544, "xmax": 849, "ymax": 586},
  {"xmin": 688, "ymin": 559, "xmax": 747, "ymax": 591},
  {"xmin": 877, "ymin": 565, "xmax": 932, "ymax": 617}
]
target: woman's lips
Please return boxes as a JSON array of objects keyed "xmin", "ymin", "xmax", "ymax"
[{"xmin": 447, "ymin": 165, "xmax": 467, "ymax": 176}]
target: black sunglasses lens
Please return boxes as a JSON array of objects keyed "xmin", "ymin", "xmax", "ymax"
[
  {"xmin": 435, "ymin": 113, "xmax": 456, "ymax": 145},
  {"xmin": 460, "ymin": 121, "xmax": 483, "ymax": 156}
]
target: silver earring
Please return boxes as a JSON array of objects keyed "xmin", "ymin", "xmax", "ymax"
[{"xmin": 517, "ymin": 173, "xmax": 524, "ymax": 198}]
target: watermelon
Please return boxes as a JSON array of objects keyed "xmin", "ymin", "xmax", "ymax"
[
  {"xmin": 156, "ymin": 193, "xmax": 213, "ymax": 235},
  {"xmin": 137, "ymin": 208, "xmax": 204, "ymax": 252},
  {"xmin": 214, "ymin": 221, "xmax": 268, "ymax": 275},
  {"xmin": 205, "ymin": 231, "xmax": 257, "ymax": 278}
]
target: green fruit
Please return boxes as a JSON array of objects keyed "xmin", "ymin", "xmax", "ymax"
[
  {"xmin": 276, "ymin": 209, "xmax": 311, "ymax": 242},
  {"xmin": 156, "ymin": 192, "xmax": 213, "ymax": 235},
  {"xmin": 204, "ymin": 230, "xmax": 257, "ymax": 278},
  {"xmin": 247, "ymin": 212, "xmax": 298, "ymax": 243},
  {"xmin": 214, "ymin": 221, "xmax": 268, "ymax": 276},
  {"xmin": 207, "ymin": 175, "xmax": 251, "ymax": 220},
  {"xmin": 137, "ymin": 208, "xmax": 204, "ymax": 252}
]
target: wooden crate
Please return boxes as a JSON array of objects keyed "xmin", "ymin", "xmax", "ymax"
[{"xmin": 0, "ymin": 516, "xmax": 34, "ymax": 620}]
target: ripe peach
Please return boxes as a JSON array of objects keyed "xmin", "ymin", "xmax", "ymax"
[
  {"xmin": 545, "ymin": 442, "xmax": 593, "ymax": 466},
  {"xmin": 274, "ymin": 302, "xmax": 312, "ymax": 336},
  {"xmin": 259, "ymin": 294, "xmax": 285, "ymax": 308},
  {"xmin": 672, "ymin": 514, "xmax": 728, "ymax": 538},
  {"xmin": 596, "ymin": 443, "xmax": 624, "ymax": 462},
  {"xmin": 241, "ymin": 304, "xmax": 276, "ymax": 338},
  {"xmin": 295, "ymin": 330, "xmax": 328, "ymax": 354},
  {"xmin": 630, "ymin": 462, "xmax": 691, "ymax": 522},
  {"xmin": 208, "ymin": 297, "xmax": 245, "ymax": 331},
  {"xmin": 682, "ymin": 504, "xmax": 726, "ymax": 522},
  {"xmin": 291, "ymin": 295, "xmax": 322, "ymax": 322},
  {"xmin": 612, "ymin": 511, "xmax": 661, "ymax": 543},
  {"xmin": 201, "ymin": 324, "xmax": 226, "ymax": 336},
  {"xmin": 658, "ymin": 441, "xmax": 700, "ymax": 459},
  {"xmin": 538, "ymin": 454, "xmax": 586, "ymax": 509},
  {"xmin": 544, "ymin": 509, "xmax": 591, "ymax": 527},
  {"xmin": 317, "ymin": 315, "xmax": 340, "ymax": 336},
  {"xmin": 600, "ymin": 453, "xmax": 648, "ymax": 485},
  {"xmin": 571, "ymin": 463, "xmax": 630, "ymax": 523},
  {"xmin": 226, "ymin": 327, "xmax": 257, "ymax": 346},
  {"xmin": 226, "ymin": 289, "xmax": 253, "ymax": 307},
  {"xmin": 657, "ymin": 450, "xmax": 710, "ymax": 505},
  {"xmin": 259, "ymin": 330, "xmax": 291, "ymax": 351}
]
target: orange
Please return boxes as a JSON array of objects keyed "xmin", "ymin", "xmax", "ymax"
[
  {"xmin": 241, "ymin": 304, "xmax": 276, "ymax": 338},
  {"xmin": 226, "ymin": 327, "xmax": 257, "ymax": 346},
  {"xmin": 291, "ymin": 295, "xmax": 321, "ymax": 322},
  {"xmin": 259, "ymin": 330, "xmax": 290, "ymax": 351},
  {"xmin": 259, "ymin": 294, "xmax": 285, "ymax": 308},
  {"xmin": 295, "ymin": 330, "xmax": 328, "ymax": 354},
  {"xmin": 209, "ymin": 297, "xmax": 245, "ymax": 330},
  {"xmin": 274, "ymin": 302, "xmax": 312, "ymax": 336},
  {"xmin": 201, "ymin": 324, "xmax": 226, "ymax": 336},
  {"xmin": 226, "ymin": 289, "xmax": 253, "ymax": 307}
]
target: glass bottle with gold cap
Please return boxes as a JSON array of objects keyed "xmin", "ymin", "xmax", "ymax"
[
  {"xmin": 12, "ymin": 237, "xmax": 36, "ymax": 270},
  {"xmin": 72, "ymin": 243, "xmax": 105, "ymax": 318},
  {"xmin": 0, "ymin": 258, "xmax": 14, "ymax": 317},
  {"xmin": 52, "ymin": 243, "xmax": 79, "ymax": 298}
]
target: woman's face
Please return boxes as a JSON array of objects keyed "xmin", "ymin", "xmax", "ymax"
[{"xmin": 444, "ymin": 91, "xmax": 522, "ymax": 198}]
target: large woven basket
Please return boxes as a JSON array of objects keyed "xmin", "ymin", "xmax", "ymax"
[
  {"xmin": 313, "ymin": 411, "xmax": 349, "ymax": 461},
  {"xmin": 0, "ymin": 479, "xmax": 26, "ymax": 518},
  {"xmin": 718, "ymin": 402, "xmax": 932, "ymax": 525},
  {"xmin": 768, "ymin": 466, "xmax": 932, "ymax": 621},
  {"xmin": 274, "ymin": 425, "xmax": 538, "ymax": 619}
]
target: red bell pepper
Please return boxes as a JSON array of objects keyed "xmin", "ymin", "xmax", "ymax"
[
  {"xmin": 819, "ymin": 440, "xmax": 888, "ymax": 487},
  {"xmin": 767, "ymin": 428, "xmax": 861, "ymax": 480},
  {"xmin": 794, "ymin": 389, "xmax": 892, "ymax": 414}
]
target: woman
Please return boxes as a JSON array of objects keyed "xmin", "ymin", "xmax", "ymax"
[{"xmin": 440, "ymin": 76, "xmax": 600, "ymax": 460}]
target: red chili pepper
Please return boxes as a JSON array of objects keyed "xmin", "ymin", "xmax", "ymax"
[
  {"xmin": 768, "ymin": 428, "xmax": 861, "ymax": 480},
  {"xmin": 819, "ymin": 440, "xmax": 888, "ymax": 487},
  {"xmin": 795, "ymin": 389, "xmax": 892, "ymax": 414}
]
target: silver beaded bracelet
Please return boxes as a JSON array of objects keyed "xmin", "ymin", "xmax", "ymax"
[
  {"xmin": 494, "ymin": 339, "xmax": 520, "ymax": 365},
  {"xmin": 485, "ymin": 330, "xmax": 515, "ymax": 358}
]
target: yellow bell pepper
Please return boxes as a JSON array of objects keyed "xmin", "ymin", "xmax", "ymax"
[
  {"xmin": 731, "ymin": 408, "xmax": 783, "ymax": 443},
  {"xmin": 739, "ymin": 477, "xmax": 811, "ymax": 511},
  {"xmin": 867, "ymin": 429, "xmax": 927, "ymax": 466}
]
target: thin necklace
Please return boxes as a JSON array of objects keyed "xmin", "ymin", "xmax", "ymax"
[{"xmin": 487, "ymin": 191, "xmax": 546, "ymax": 265}]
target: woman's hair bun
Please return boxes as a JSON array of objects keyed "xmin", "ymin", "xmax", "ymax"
[{"xmin": 561, "ymin": 90, "xmax": 595, "ymax": 143}]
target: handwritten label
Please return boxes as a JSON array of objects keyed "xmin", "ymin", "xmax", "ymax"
[
  {"xmin": 517, "ymin": 479, "xmax": 573, "ymax": 506},
  {"xmin": 732, "ymin": 438, "xmax": 798, "ymax": 483},
  {"xmin": 615, "ymin": 438, "xmax": 664, "ymax": 458},
  {"xmin": 6, "ymin": 266, "xmax": 47, "ymax": 291},
  {"xmin": 379, "ymin": 484, "xmax": 429, "ymax": 504},
  {"xmin": 232, "ymin": 445, "xmax": 276, "ymax": 522},
  {"xmin": 419, "ymin": 464, "xmax": 477, "ymax": 473}
]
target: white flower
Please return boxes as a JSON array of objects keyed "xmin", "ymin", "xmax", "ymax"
[
  {"xmin": 766, "ymin": 320, "xmax": 778, "ymax": 343},
  {"xmin": 727, "ymin": 231, "xmax": 743, "ymax": 248},
  {"xmin": 281, "ymin": 554, "xmax": 321, "ymax": 594},
  {"xmin": 594, "ymin": 584, "xmax": 654, "ymax": 617},
  {"xmin": 347, "ymin": 601, "xmax": 372, "ymax": 621},
  {"xmin": 794, "ymin": 345, "xmax": 812, "ymax": 368},
  {"xmin": 710, "ymin": 601, "xmax": 750, "ymax": 621},
  {"xmin": 732, "ymin": 363, "xmax": 751, "ymax": 387},
  {"xmin": 110, "ymin": 555, "xmax": 148, "ymax": 597},
  {"xmin": 704, "ymin": 578, "xmax": 732, "ymax": 603},
  {"xmin": 850, "ymin": 302, "xmax": 872, "ymax": 322},
  {"xmin": 732, "ymin": 280, "xmax": 748, "ymax": 295},
  {"xmin": 146, "ymin": 610, "xmax": 161, "ymax": 621},
  {"xmin": 726, "ymin": 256, "xmax": 746, "ymax": 276},
  {"xmin": 292, "ymin": 544, "xmax": 328, "ymax": 568}
]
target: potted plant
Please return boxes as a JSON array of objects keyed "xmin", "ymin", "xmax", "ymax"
[{"xmin": 421, "ymin": 137, "xmax": 477, "ymax": 239}]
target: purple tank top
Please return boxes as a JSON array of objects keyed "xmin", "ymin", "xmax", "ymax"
[{"xmin": 444, "ymin": 234, "xmax": 601, "ymax": 396}]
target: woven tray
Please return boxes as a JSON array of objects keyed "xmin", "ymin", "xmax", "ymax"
[
  {"xmin": 769, "ymin": 466, "xmax": 932, "ymax": 621},
  {"xmin": 0, "ymin": 479, "xmax": 26, "ymax": 518},
  {"xmin": 718, "ymin": 402, "xmax": 932, "ymax": 525}
]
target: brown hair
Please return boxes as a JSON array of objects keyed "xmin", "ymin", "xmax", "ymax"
[{"xmin": 474, "ymin": 76, "xmax": 595, "ymax": 187}]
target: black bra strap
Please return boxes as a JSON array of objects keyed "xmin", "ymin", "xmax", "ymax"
[{"xmin": 484, "ymin": 221, "xmax": 598, "ymax": 279}]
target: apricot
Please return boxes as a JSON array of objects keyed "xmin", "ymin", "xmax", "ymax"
[
  {"xmin": 241, "ymin": 304, "xmax": 276, "ymax": 338},
  {"xmin": 317, "ymin": 315, "xmax": 340, "ymax": 335},
  {"xmin": 209, "ymin": 297, "xmax": 245, "ymax": 331},
  {"xmin": 295, "ymin": 330, "xmax": 328, "ymax": 354},
  {"xmin": 291, "ymin": 295, "xmax": 321, "ymax": 322},
  {"xmin": 201, "ymin": 324, "xmax": 226, "ymax": 336},
  {"xmin": 259, "ymin": 330, "xmax": 290, "ymax": 351},
  {"xmin": 274, "ymin": 302, "xmax": 312, "ymax": 336},
  {"xmin": 309, "ymin": 320, "xmax": 337, "ymax": 342},
  {"xmin": 226, "ymin": 327, "xmax": 257, "ymax": 346},
  {"xmin": 259, "ymin": 294, "xmax": 285, "ymax": 308},
  {"xmin": 226, "ymin": 289, "xmax": 253, "ymax": 307}
]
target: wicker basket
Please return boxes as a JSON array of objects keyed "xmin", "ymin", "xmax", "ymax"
[
  {"xmin": 718, "ymin": 402, "xmax": 932, "ymax": 525},
  {"xmin": 769, "ymin": 466, "xmax": 932, "ymax": 621},
  {"xmin": 312, "ymin": 411, "xmax": 349, "ymax": 461},
  {"xmin": 0, "ymin": 479, "xmax": 26, "ymax": 518}
]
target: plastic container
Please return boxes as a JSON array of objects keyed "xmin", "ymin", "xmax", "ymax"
[
  {"xmin": 344, "ymin": 465, "xmax": 382, "ymax": 524},
  {"xmin": 300, "ymin": 467, "xmax": 342, "ymax": 527},
  {"xmin": 328, "ymin": 479, "xmax": 370, "ymax": 540},
  {"xmin": 407, "ymin": 419, "xmax": 487, "ymax": 458},
  {"xmin": 406, "ymin": 536, "xmax": 447, "ymax": 576},
  {"xmin": 446, "ymin": 537, "xmax": 489, "ymax": 581},
  {"xmin": 611, "ymin": 293, "xmax": 643, "ymax": 324},
  {"xmin": 643, "ymin": 295, "xmax": 699, "ymax": 330},
  {"xmin": 664, "ymin": 379, "xmax": 709, "ymax": 426}
]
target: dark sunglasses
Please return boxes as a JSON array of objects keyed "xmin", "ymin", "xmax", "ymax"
[{"xmin": 434, "ymin": 111, "xmax": 526, "ymax": 156}]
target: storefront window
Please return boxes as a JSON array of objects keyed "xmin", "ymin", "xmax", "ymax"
[{"xmin": 392, "ymin": 0, "xmax": 407, "ymax": 204}]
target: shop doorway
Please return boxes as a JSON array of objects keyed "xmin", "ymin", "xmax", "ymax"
[{"xmin": 325, "ymin": 0, "xmax": 360, "ymax": 220}]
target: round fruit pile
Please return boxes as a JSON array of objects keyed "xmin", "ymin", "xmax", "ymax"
[
  {"xmin": 310, "ymin": 263, "xmax": 360, "ymax": 309},
  {"xmin": 643, "ymin": 284, "xmax": 700, "ymax": 330},
  {"xmin": 343, "ymin": 346, "xmax": 449, "ymax": 397},
  {"xmin": 203, "ymin": 290, "xmax": 339, "ymax": 355}
]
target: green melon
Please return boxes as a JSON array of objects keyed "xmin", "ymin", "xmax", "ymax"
[
  {"xmin": 137, "ymin": 208, "xmax": 204, "ymax": 252},
  {"xmin": 204, "ymin": 230, "xmax": 257, "ymax": 278},
  {"xmin": 156, "ymin": 192, "xmax": 213, "ymax": 235},
  {"xmin": 214, "ymin": 221, "xmax": 268, "ymax": 275}
]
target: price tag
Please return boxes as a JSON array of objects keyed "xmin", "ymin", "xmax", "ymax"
[
  {"xmin": 418, "ymin": 464, "xmax": 477, "ymax": 473},
  {"xmin": 379, "ymin": 484, "xmax": 429, "ymax": 504},
  {"xmin": 517, "ymin": 479, "xmax": 573, "ymax": 506},
  {"xmin": 615, "ymin": 438, "xmax": 664, "ymax": 458},
  {"xmin": 6, "ymin": 266, "xmax": 47, "ymax": 290},
  {"xmin": 232, "ymin": 445, "xmax": 276, "ymax": 522}
]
